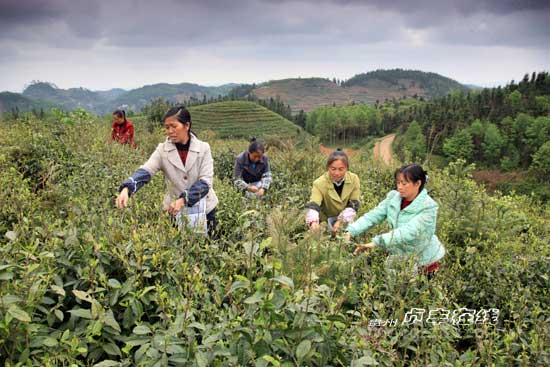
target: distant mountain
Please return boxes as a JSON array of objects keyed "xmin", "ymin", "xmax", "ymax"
[
  {"xmin": 464, "ymin": 84, "xmax": 485, "ymax": 91},
  {"xmin": 22, "ymin": 82, "xmax": 108, "ymax": 113},
  {"xmin": 11, "ymin": 81, "xmax": 238, "ymax": 115},
  {"xmin": 250, "ymin": 69, "xmax": 471, "ymax": 112},
  {"xmin": 96, "ymin": 88, "xmax": 127, "ymax": 101},
  {"xmin": 0, "ymin": 91, "xmax": 59, "ymax": 115},
  {"xmin": 3, "ymin": 70, "xmax": 470, "ymax": 116},
  {"xmin": 109, "ymin": 82, "xmax": 237, "ymax": 112}
]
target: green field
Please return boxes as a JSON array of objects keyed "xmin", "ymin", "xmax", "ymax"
[{"xmin": 188, "ymin": 101, "xmax": 304, "ymax": 139}]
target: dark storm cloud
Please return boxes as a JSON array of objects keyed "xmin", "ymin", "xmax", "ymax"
[
  {"xmin": 0, "ymin": 0, "xmax": 102, "ymax": 47},
  {"xmin": 0, "ymin": 0, "xmax": 548, "ymax": 49},
  {"xmin": 0, "ymin": 0, "xmax": 60, "ymax": 22},
  {"xmin": 100, "ymin": 0, "xmax": 397, "ymax": 48},
  {"xmin": 320, "ymin": 0, "xmax": 550, "ymax": 15}
]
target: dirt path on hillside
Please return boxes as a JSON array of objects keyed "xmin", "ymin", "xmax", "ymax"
[
  {"xmin": 373, "ymin": 133, "xmax": 395, "ymax": 165},
  {"xmin": 319, "ymin": 145, "xmax": 357, "ymax": 157}
]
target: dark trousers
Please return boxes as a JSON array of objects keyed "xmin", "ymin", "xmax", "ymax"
[
  {"xmin": 206, "ymin": 208, "xmax": 218, "ymax": 239},
  {"xmin": 171, "ymin": 207, "xmax": 218, "ymax": 239}
]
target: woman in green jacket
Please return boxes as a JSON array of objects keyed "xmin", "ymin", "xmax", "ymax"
[
  {"xmin": 346, "ymin": 164, "xmax": 444, "ymax": 278},
  {"xmin": 305, "ymin": 149, "xmax": 361, "ymax": 234}
]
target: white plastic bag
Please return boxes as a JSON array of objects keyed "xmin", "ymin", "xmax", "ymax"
[{"xmin": 176, "ymin": 197, "xmax": 207, "ymax": 235}]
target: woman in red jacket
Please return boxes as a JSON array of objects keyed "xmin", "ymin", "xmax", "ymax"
[{"xmin": 111, "ymin": 109, "xmax": 137, "ymax": 148}]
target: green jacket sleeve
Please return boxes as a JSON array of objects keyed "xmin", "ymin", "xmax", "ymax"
[
  {"xmin": 346, "ymin": 191, "xmax": 392, "ymax": 237},
  {"xmin": 305, "ymin": 181, "xmax": 323, "ymax": 211},
  {"xmin": 372, "ymin": 204, "xmax": 437, "ymax": 252}
]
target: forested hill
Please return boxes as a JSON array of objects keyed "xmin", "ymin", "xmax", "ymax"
[
  {"xmin": 249, "ymin": 70, "xmax": 470, "ymax": 112},
  {"xmin": 0, "ymin": 91, "xmax": 59, "ymax": 115},
  {"xmin": 22, "ymin": 82, "xmax": 110, "ymax": 114},
  {"xmin": 342, "ymin": 69, "xmax": 470, "ymax": 98},
  {"xmin": 303, "ymin": 71, "xmax": 550, "ymax": 168},
  {"xmin": 391, "ymin": 71, "xmax": 550, "ymax": 194}
]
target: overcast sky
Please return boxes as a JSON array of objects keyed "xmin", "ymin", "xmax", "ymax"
[{"xmin": 1, "ymin": 0, "xmax": 549, "ymax": 92}]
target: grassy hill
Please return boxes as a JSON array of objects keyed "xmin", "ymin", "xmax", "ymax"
[
  {"xmin": 188, "ymin": 101, "xmax": 304, "ymax": 139},
  {"xmin": 250, "ymin": 70, "xmax": 470, "ymax": 112}
]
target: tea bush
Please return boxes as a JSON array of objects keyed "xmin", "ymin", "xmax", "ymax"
[{"xmin": 0, "ymin": 114, "xmax": 548, "ymax": 366}]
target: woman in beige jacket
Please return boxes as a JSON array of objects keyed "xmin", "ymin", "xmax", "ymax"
[{"xmin": 116, "ymin": 106, "xmax": 219, "ymax": 237}]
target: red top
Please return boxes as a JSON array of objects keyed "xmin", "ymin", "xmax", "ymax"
[
  {"xmin": 177, "ymin": 149, "xmax": 189, "ymax": 166},
  {"xmin": 423, "ymin": 261, "xmax": 440, "ymax": 273},
  {"xmin": 111, "ymin": 120, "xmax": 136, "ymax": 148},
  {"xmin": 400, "ymin": 199, "xmax": 412, "ymax": 210}
]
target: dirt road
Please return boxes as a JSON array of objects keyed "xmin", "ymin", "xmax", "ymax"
[
  {"xmin": 319, "ymin": 145, "xmax": 357, "ymax": 157},
  {"xmin": 373, "ymin": 133, "xmax": 395, "ymax": 165}
]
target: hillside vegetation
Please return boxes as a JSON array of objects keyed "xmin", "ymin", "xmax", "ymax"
[{"xmin": 0, "ymin": 111, "xmax": 548, "ymax": 365}]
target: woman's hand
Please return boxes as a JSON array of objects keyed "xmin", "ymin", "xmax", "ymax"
[
  {"xmin": 257, "ymin": 188, "xmax": 265, "ymax": 197},
  {"xmin": 116, "ymin": 187, "xmax": 129, "ymax": 208},
  {"xmin": 248, "ymin": 185, "xmax": 259, "ymax": 193},
  {"xmin": 353, "ymin": 242, "xmax": 375, "ymax": 256},
  {"xmin": 309, "ymin": 222, "xmax": 320, "ymax": 232},
  {"xmin": 167, "ymin": 198, "xmax": 185, "ymax": 215}
]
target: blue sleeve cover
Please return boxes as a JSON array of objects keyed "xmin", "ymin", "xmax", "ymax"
[{"xmin": 119, "ymin": 168, "xmax": 151, "ymax": 195}]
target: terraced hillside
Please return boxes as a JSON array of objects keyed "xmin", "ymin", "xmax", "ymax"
[{"xmin": 187, "ymin": 101, "xmax": 304, "ymax": 138}]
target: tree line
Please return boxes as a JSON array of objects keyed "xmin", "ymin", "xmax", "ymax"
[
  {"xmin": 305, "ymin": 104, "xmax": 383, "ymax": 145},
  {"xmin": 392, "ymin": 72, "xmax": 550, "ymax": 174}
]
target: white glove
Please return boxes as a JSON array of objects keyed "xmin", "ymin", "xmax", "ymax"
[
  {"xmin": 338, "ymin": 207, "xmax": 357, "ymax": 223},
  {"xmin": 305, "ymin": 209, "xmax": 320, "ymax": 226}
]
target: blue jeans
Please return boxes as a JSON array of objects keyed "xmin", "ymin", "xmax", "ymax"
[{"xmin": 327, "ymin": 216, "xmax": 339, "ymax": 231}]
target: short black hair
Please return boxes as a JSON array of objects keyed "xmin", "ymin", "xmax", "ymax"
[
  {"xmin": 395, "ymin": 164, "xmax": 428, "ymax": 192},
  {"xmin": 248, "ymin": 137, "xmax": 265, "ymax": 153}
]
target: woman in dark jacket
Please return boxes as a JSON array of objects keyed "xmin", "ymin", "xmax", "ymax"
[{"xmin": 233, "ymin": 138, "xmax": 272, "ymax": 198}]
